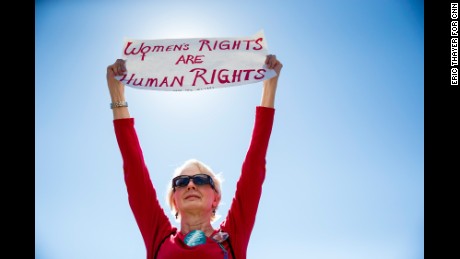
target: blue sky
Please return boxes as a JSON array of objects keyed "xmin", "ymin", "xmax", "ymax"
[{"xmin": 35, "ymin": 0, "xmax": 424, "ymax": 258}]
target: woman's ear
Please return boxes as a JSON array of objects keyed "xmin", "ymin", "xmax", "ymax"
[
  {"xmin": 213, "ymin": 193, "xmax": 221, "ymax": 207},
  {"xmin": 172, "ymin": 197, "xmax": 178, "ymax": 211}
]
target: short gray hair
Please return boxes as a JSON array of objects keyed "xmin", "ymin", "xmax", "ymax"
[{"xmin": 166, "ymin": 159, "xmax": 223, "ymax": 222}]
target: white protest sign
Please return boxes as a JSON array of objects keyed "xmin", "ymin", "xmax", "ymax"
[{"xmin": 116, "ymin": 30, "xmax": 277, "ymax": 91}]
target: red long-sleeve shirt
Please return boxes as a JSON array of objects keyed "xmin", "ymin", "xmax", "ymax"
[{"xmin": 114, "ymin": 106, "xmax": 275, "ymax": 259}]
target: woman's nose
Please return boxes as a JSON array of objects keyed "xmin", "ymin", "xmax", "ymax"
[{"xmin": 187, "ymin": 180, "xmax": 196, "ymax": 189}]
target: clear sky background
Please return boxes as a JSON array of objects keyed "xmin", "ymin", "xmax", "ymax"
[{"xmin": 35, "ymin": 0, "xmax": 424, "ymax": 258}]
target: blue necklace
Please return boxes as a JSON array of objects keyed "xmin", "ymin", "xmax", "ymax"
[{"xmin": 184, "ymin": 230, "xmax": 207, "ymax": 247}]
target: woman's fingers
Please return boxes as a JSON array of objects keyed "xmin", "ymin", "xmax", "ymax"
[
  {"xmin": 265, "ymin": 54, "xmax": 279, "ymax": 69},
  {"xmin": 107, "ymin": 59, "xmax": 127, "ymax": 77}
]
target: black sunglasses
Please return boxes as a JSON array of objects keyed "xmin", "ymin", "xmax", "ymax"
[{"xmin": 172, "ymin": 174, "xmax": 215, "ymax": 190}]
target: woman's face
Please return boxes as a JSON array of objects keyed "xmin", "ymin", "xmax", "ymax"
[{"xmin": 173, "ymin": 167, "xmax": 218, "ymax": 217}]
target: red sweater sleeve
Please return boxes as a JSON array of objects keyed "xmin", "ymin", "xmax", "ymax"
[
  {"xmin": 114, "ymin": 118, "xmax": 174, "ymax": 258},
  {"xmin": 220, "ymin": 106, "xmax": 275, "ymax": 259}
]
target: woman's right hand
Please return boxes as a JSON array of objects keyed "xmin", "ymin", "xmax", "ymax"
[
  {"xmin": 107, "ymin": 59, "xmax": 130, "ymax": 119},
  {"xmin": 106, "ymin": 59, "xmax": 127, "ymax": 102}
]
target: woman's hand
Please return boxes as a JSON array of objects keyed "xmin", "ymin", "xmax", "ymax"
[
  {"xmin": 265, "ymin": 54, "xmax": 283, "ymax": 77},
  {"xmin": 106, "ymin": 59, "xmax": 127, "ymax": 102},
  {"xmin": 261, "ymin": 54, "xmax": 282, "ymax": 108},
  {"xmin": 106, "ymin": 59, "xmax": 130, "ymax": 119}
]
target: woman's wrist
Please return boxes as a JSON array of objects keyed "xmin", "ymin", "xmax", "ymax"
[{"xmin": 110, "ymin": 101, "xmax": 128, "ymax": 109}]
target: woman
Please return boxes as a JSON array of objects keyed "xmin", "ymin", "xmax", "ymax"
[{"xmin": 107, "ymin": 54, "xmax": 282, "ymax": 259}]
